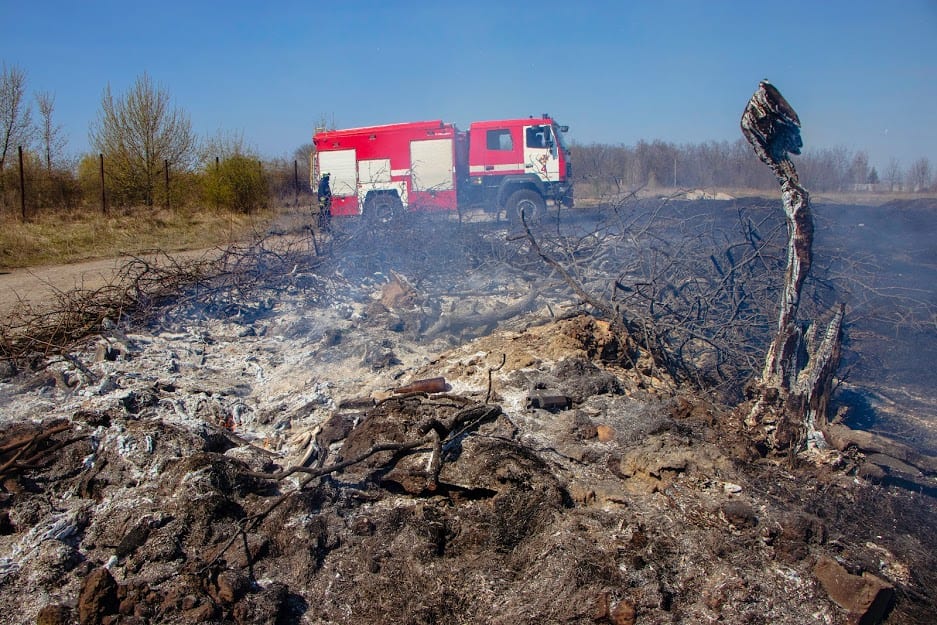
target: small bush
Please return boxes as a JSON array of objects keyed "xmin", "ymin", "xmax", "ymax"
[{"xmin": 202, "ymin": 155, "xmax": 269, "ymax": 213}]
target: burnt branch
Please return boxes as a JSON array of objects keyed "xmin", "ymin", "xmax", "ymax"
[
  {"xmin": 520, "ymin": 212, "xmax": 618, "ymax": 325},
  {"xmin": 209, "ymin": 400, "xmax": 503, "ymax": 573},
  {"xmin": 486, "ymin": 353, "xmax": 506, "ymax": 404},
  {"xmin": 239, "ymin": 439, "xmax": 429, "ymax": 482},
  {"xmin": 740, "ymin": 80, "xmax": 845, "ymax": 452},
  {"xmin": 204, "ymin": 436, "xmax": 430, "ymax": 573},
  {"xmin": 0, "ymin": 235, "xmax": 327, "ymax": 371},
  {"xmin": 0, "ymin": 422, "xmax": 86, "ymax": 481}
]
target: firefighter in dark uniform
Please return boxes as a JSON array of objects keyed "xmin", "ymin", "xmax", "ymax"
[{"xmin": 316, "ymin": 172, "xmax": 332, "ymax": 231}]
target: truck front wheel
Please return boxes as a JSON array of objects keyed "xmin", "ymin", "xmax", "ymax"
[{"xmin": 505, "ymin": 189, "xmax": 545, "ymax": 223}]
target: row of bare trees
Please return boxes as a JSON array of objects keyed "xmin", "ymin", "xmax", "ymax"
[
  {"xmin": 571, "ymin": 138, "xmax": 934, "ymax": 196},
  {"xmin": 4, "ymin": 60, "xmax": 934, "ymax": 219},
  {"xmin": 1, "ymin": 64, "xmax": 313, "ymax": 218}
]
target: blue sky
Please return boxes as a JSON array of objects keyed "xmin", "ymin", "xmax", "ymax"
[{"xmin": 2, "ymin": 0, "xmax": 935, "ymax": 171}]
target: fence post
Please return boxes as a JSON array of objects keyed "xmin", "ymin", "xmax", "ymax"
[
  {"xmin": 294, "ymin": 159, "xmax": 299, "ymax": 205},
  {"xmin": 18, "ymin": 146, "xmax": 26, "ymax": 221},
  {"xmin": 99, "ymin": 153, "xmax": 107, "ymax": 215},
  {"xmin": 164, "ymin": 159, "xmax": 170, "ymax": 210}
]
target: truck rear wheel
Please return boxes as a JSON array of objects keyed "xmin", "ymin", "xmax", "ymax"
[
  {"xmin": 505, "ymin": 189, "xmax": 546, "ymax": 224},
  {"xmin": 364, "ymin": 194, "xmax": 402, "ymax": 224}
]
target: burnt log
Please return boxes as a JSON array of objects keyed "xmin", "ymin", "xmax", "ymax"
[
  {"xmin": 740, "ymin": 80, "xmax": 845, "ymax": 452},
  {"xmin": 423, "ymin": 286, "xmax": 540, "ymax": 338}
]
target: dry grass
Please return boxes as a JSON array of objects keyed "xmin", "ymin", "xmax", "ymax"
[{"xmin": 0, "ymin": 205, "xmax": 274, "ymax": 270}]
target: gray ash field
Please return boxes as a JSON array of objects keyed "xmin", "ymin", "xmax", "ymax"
[{"xmin": 0, "ymin": 197, "xmax": 934, "ymax": 624}]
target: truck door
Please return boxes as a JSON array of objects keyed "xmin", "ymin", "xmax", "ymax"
[
  {"xmin": 523, "ymin": 124, "xmax": 560, "ymax": 181},
  {"xmin": 317, "ymin": 148, "xmax": 358, "ymax": 215},
  {"xmin": 318, "ymin": 149, "xmax": 357, "ymax": 197},
  {"xmin": 410, "ymin": 138, "xmax": 457, "ymax": 209},
  {"xmin": 410, "ymin": 139, "xmax": 454, "ymax": 193}
]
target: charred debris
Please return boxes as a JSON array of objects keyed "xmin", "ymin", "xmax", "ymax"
[{"xmin": 0, "ymin": 85, "xmax": 935, "ymax": 625}]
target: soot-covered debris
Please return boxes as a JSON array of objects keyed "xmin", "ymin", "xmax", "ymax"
[{"xmin": 0, "ymin": 214, "xmax": 935, "ymax": 624}]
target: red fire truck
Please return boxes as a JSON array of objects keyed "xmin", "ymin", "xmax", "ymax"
[{"xmin": 312, "ymin": 115, "xmax": 573, "ymax": 221}]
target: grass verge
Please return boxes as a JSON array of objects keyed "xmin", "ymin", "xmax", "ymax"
[{"xmin": 0, "ymin": 205, "xmax": 274, "ymax": 270}]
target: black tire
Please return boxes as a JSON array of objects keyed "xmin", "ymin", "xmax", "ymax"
[
  {"xmin": 505, "ymin": 189, "xmax": 546, "ymax": 223},
  {"xmin": 364, "ymin": 194, "xmax": 402, "ymax": 224}
]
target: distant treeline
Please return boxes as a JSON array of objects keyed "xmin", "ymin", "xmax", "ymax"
[
  {"xmin": 571, "ymin": 138, "xmax": 935, "ymax": 196},
  {"xmin": 0, "ymin": 151, "xmax": 311, "ymax": 219}
]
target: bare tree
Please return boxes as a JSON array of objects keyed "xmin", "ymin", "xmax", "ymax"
[
  {"xmin": 883, "ymin": 158, "xmax": 903, "ymax": 192},
  {"xmin": 906, "ymin": 157, "xmax": 933, "ymax": 192},
  {"xmin": 200, "ymin": 129, "xmax": 253, "ymax": 164},
  {"xmin": 35, "ymin": 91, "xmax": 66, "ymax": 172},
  {"xmin": 570, "ymin": 142, "xmax": 636, "ymax": 198},
  {"xmin": 0, "ymin": 63, "xmax": 34, "ymax": 191},
  {"xmin": 847, "ymin": 151, "xmax": 871, "ymax": 187},
  {"xmin": 89, "ymin": 72, "xmax": 196, "ymax": 207},
  {"xmin": 294, "ymin": 143, "xmax": 314, "ymax": 187}
]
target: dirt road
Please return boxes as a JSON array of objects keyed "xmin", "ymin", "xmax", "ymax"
[
  {"xmin": 0, "ymin": 250, "xmax": 219, "ymax": 319},
  {"xmin": 0, "ymin": 257, "xmax": 130, "ymax": 318}
]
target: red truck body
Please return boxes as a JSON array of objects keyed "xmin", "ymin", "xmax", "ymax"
[{"xmin": 312, "ymin": 115, "xmax": 572, "ymax": 220}]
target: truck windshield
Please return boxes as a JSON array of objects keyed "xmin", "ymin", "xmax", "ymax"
[{"xmin": 552, "ymin": 124, "xmax": 570, "ymax": 151}]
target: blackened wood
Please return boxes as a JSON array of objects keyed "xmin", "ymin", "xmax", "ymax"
[{"xmin": 741, "ymin": 81, "xmax": 844, "ymax": 452}]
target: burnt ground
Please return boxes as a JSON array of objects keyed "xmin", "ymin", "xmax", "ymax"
[
  {"xmin": 813, "ymin": 199, "xmax": 937, "ymax": 453},
  {"xmin": 0, "ymin": 197, "xmax": 934, "ymax": 624},
  {"xmin": 576, "ymin": 196, "xmax": 937, "ymax": 452}
]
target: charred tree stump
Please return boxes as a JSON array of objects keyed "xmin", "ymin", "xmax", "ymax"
[{"xmin": 740, "ymin": 80, "xmax": 845, "ymax": 452}]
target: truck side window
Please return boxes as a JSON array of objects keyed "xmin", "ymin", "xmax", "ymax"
[
  {"xmin": 486, "ymin": 129, "xmax": 513, "ymax": 151},
  {"xmin": 526, "ymin": 126, "xmax": 544, "ymax": 148},
  {"xmin": 526, "ymin": 125, "xmax": 553, "ymax": 148}
]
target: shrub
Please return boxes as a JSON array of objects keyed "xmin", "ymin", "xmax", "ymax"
[{"xmin": 202, "ymin": 155, "xmax": 269, "ymax": 213}]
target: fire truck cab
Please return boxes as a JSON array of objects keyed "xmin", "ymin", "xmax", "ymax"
[{"xmin": 312, "ymin": 115, "xmax": 572, "ymax": 221}]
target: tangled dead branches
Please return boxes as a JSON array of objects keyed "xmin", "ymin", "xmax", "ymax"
[
  {"xmin": 0, "ymin": 236, "xmax": 324, "ymax": 372},
  {"xmin": 514, "ymin": 198, "xmax": 793, "ymax": 398}
]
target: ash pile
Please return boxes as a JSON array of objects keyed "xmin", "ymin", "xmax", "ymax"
[{"xmin": 0, "ymin": 212, "xmax": 934, "ymax": 625}]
